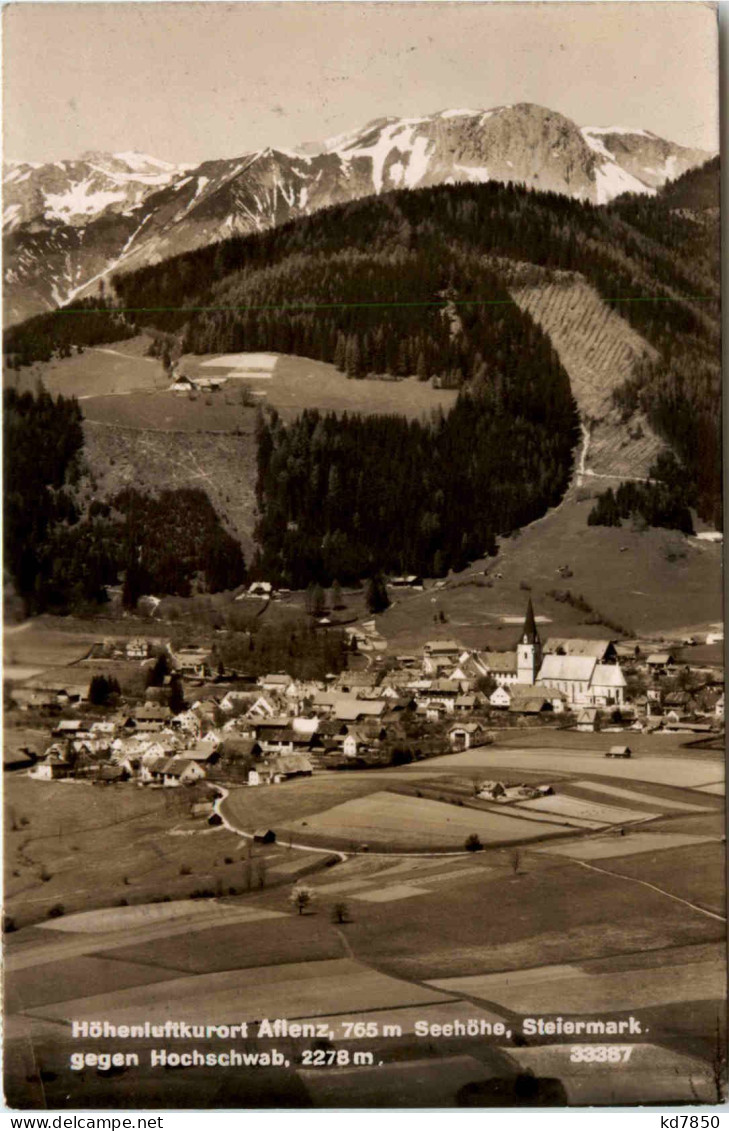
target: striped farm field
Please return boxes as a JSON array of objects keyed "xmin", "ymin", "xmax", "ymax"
[
  {"xmin": 515, "ymin": 793, "xmax": 654, "ymax": 826},
  {"xmin": 429, "ymin": 952, "xmax": 726, "ymax": 1015},
  {"xmin": 283, "ymin": 790, "xmax": 568, "ymax": 850},
  {"xmin": 532, "ymin": 832, "xmax": 718, "ymax": 861},
  {"xmin": 33, "ymin": 956, "xmax": 453, "ymax": 1026},
  {"xmin": 426, "ymin": 746, "xmax": 721, "ymax": 789},
  {"xmin": 565, "ymin": 780, "xmax": 710, "ymax": 813}
]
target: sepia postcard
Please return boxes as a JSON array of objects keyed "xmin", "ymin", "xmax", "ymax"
[{"xmin": 2, "ymin": 0, "xmax": 724, "ymax": 1111}]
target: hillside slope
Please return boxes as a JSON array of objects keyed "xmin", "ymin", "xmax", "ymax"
[
  {"xmin": 5, "ymin": 169, "xmax": 720, "ymax": 588},
  {"xmin": 374, "ymin": 490, "xmax": 723, "ymax": 651},
  {"xmin": 509, "ymin": 272, "xmax": 663, "ymax": 479},
  {"xmin": 82, "ymin": 423, "xmax": 258, "ymax": 559}
]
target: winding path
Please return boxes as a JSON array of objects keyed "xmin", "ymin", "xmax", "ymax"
[{"xmin": 574, "ymin": 858, "xmax": 726, "ymax": 924}]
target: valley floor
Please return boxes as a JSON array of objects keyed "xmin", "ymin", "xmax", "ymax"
[{"xmin": 4, "ymin": 732, "xmax": 725, "ymax": 1108}]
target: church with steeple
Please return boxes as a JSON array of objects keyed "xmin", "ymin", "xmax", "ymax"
[
  {"xmin": 466, "ymin": 597, "xmax": 626, "ymax": 708},
  {"xmin": 517, "ymin": 597, "xmax": 542, "ymax": 685}
]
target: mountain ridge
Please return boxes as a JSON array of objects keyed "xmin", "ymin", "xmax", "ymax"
[{"xmin": 3, "ymin": 102, "xmax": 713, "ymax": 325}]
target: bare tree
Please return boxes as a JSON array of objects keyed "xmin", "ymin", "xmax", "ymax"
[{"xmin": 289, "ymin": 885, "xmax": 315, "ymax": 915}]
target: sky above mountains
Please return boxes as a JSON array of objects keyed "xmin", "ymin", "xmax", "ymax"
[{"xmin": 3, "ymin": 2, "xmax": 720, "ymax": 165}]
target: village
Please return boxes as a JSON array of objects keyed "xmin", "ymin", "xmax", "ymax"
[{"xmin": 9, "ymin": 600, "xmax": 724, "ymax": 795}]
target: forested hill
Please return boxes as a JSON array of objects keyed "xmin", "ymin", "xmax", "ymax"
[
  {"xmin": 4, "ymin": 388, "xmax": 245, "ymax": 614},
  {"xmin": 5, "ymin": 166, "xmax": 721, "ymax": 534}
]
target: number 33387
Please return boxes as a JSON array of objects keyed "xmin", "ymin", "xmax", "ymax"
[{"xmin": 570, "ymin": 1046, "xmax": 633, "ymax": 1063}]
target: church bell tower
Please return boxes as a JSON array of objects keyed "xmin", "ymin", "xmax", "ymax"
[{"xmin": 517, "ymin": 598, "xmax": 542, "ymax": 685}]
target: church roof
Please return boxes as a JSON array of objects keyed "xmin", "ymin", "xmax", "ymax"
[
  {"xmin": 537, "ymin": 655, "xmax": 597, "ymax": 682},
  {"xmin": 544, "ymin": 638, "xmax": 615, "ymax": 660}
]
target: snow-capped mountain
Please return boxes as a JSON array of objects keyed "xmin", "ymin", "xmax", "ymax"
[
  {"xmin": 3, "ymin": 104, "xmax": 713, "ymax": 325},
  {"xmin": 3, "ymin": 151, "xmax": 186, "ymax": 232}
]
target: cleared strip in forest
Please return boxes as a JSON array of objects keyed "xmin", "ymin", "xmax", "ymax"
[{"xmin": 510, "ymin": 277, "xmax": 658, "ymax": 419}]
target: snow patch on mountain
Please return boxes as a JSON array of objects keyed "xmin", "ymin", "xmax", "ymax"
[
  {"xmin": 594, "ymin": 163, "xmax": 656, "ymax": 205},
  {"xmin": 439, "ymin": 108, "xmax": 480, "ymax": 119},
  {"xmin": 44, "ymin": 183, "xmax": 128, "ymax": 220},
  {"xmin": 581, "ymin": 131, "xmax": 614, "ymax": 161},
  {"xmin": 583, "ymin": 126, "xmax": 654, "ymax": 138},
  {"xmin": 454, "ymin": 164, "xmax": 491, "ymax": 184},
  {"xmin": 112, "ymin": 150, "xmax": 180, "ymax": 171},
  {"xmin": 403, "ymin": 135, "xmax": 433, "ymax": 187}
]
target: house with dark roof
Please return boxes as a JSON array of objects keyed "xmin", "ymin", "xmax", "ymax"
[
  {"xmin": 160, "ymin": 757, "xmax": 206, "ymax": 786},
  {"xmin": 248, "ymin": 754, "xmax": 313, "ymax": 784},
  {"xmin": 448, "ymin": 722, "xmax": 488, "ymax": 750},
  {"xmin": 508, "ymin": 691, "xmax": 555, "ymax": 715},
  {"xmin": 482, "ymin": 652, "xmax": 519, "ymax": 686},
  {"xmin": 29, "ymin": 752, "xmax": 71, "ymax": 780},
  {"xmin": 335, "ymin": 699, "xmax": 387, "ymax": 723},
  {"xmin": 134, "ymin": 705, "xmax": 172, "ymax": 725}
]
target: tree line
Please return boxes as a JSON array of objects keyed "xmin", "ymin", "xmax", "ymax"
[{"xmin": 586, "ymin": 452, "xmax": 695, "ymax": 534}]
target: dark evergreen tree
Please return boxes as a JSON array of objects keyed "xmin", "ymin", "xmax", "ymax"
[
  {"xmin": 169, "ymin": 674, "xmax": 185, "ymax": 715},
  {"xmin": 365, "ymin": 574, "xmax": 390, "ymax": 614}
]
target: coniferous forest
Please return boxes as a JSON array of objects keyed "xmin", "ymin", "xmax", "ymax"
[
  {"xmin": 587, "ymin": 453, "xmax": 695, "ymax": 535},
  {"xmin": 250, "ymin": 309, "xmax": 577, "ymax": 585}
]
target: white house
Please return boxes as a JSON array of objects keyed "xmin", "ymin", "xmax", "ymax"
[
  {"xmin": 246, "ymin": 694, "xmax": 279, "ymax": 719},
  {"xmin": 423, "ymin": 640, "xmax": 461, "ymax": 659},
  {"xmin": 342, "ymin": 729, "xmax": 372, "ymax": 758},
  {"xmin": 246, "ymin": 581, "xmax": 273, "ymax": 599},
  {"xmin": 29, "ymin": 752, "xmax": 70, "ymax": 780},
  {"xmin": 161, "ymin": 757, "xmax": 206, "ymax": 787},
  {"xmin": 419, "ymin": 679, "xmax": 462, "ymax": 714},
  {"xmin": 575, "ymin": 707, "xmax": 599, "ymax": 731},
  {"xmin": 489, "ymin": 685, "xmax": 512, "ymax": 709},
  {"xmin": 173, "ymin": 648, "xmax": 211, "ymax": 679},
  {"xmin": 171, "ymin": 709, "xmax": 202, "ymax": 736}
]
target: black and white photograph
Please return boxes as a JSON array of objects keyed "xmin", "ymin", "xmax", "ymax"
[{"xmin": 1, "ymin": 0, "xmax": 724, "ymax": 1111}]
